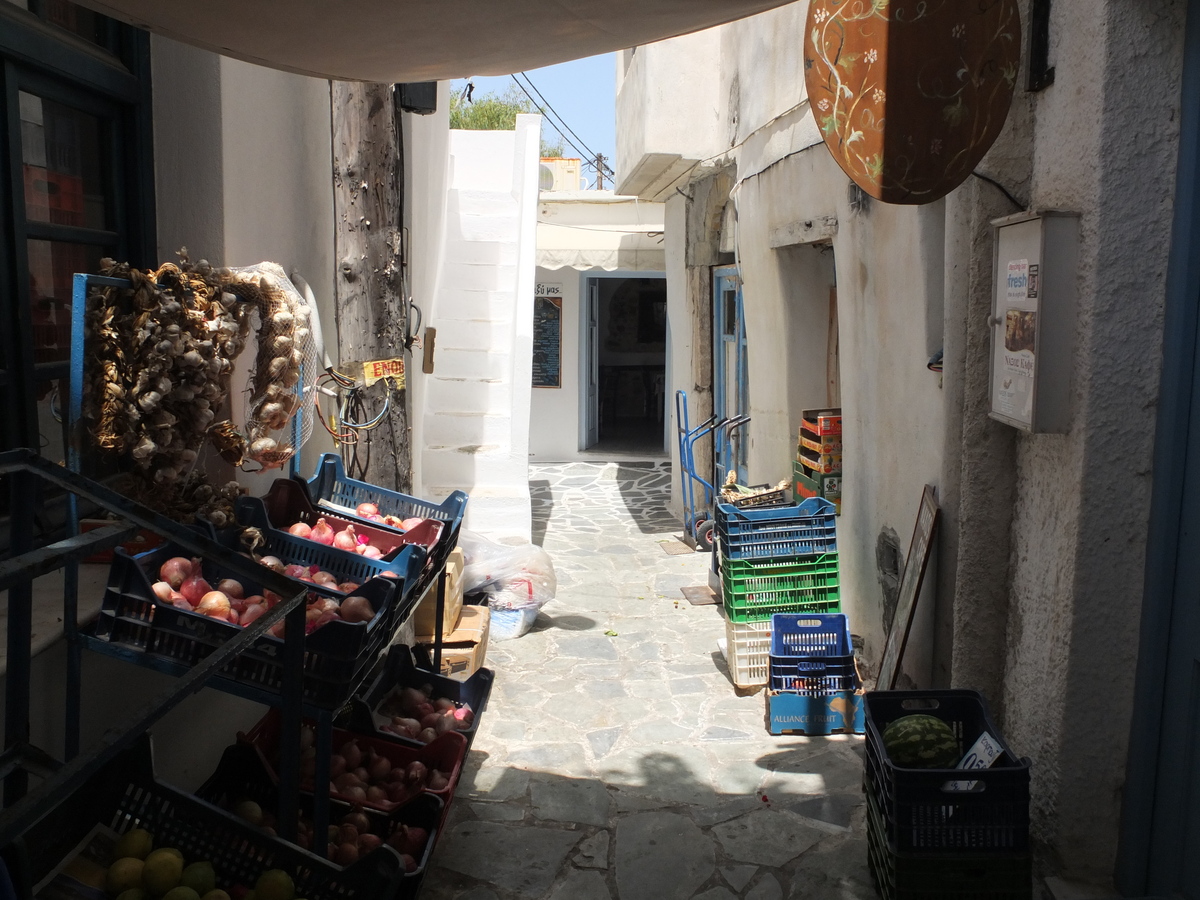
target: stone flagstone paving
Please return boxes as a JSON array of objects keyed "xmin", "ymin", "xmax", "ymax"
[{"xmin": 421, "ymin": 461, "xmax": 874, "ymax": 900}]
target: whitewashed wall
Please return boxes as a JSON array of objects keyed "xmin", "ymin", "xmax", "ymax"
[
  {"xmin": 528, "ymin": 267, "xmax": 583, "ymax": 461},
  {"xmin": 419, "ymin": 117, "xmax": 540, "ymax": 542},
  {"xmin": 152, "ymin": 38, "xmax": 338, "ymax": 483}
]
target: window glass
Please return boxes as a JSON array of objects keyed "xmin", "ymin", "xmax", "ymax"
[
  {"xmin": 20, "ymin": 91, "xmax": 112, "ymax": 231},
  {"xmin": 42, "ymin": 0, "xmax": 110, "ymax": 47},
  {"xmin": 36, "ymin": 378, "xmax": 67, "ymax": 462},
  {"xmin": 28, "ymin": 238, "xmax": 106, "ymax": 364}
]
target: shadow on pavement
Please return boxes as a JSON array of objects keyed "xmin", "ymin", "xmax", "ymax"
[
  {"xmin": 530, "ymin": 479, "xmax": 553, "ymax": 547},
  {"xmin": 418, "ymin": 743, "xmax": 874, "ymax": 900},
  {"xmin": 615, "ymin": 463, "xmax": 678, "ymax": 535}
]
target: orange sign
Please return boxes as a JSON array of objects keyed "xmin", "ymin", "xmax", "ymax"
[
  {"xmin": 362, "ymin": 357, "xmax": 406, "ymax": 388},
  {"xmin": 804, "ymin": 0, "xmax": 1021, "ymax": 205}
]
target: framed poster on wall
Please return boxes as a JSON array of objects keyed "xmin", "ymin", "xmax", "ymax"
[{"xmin": 533, "ymin": 283, "xmax": 563, "ymax": 388}]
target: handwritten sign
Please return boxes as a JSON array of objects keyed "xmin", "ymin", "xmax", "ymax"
[
  {"xmin": 362, "ymin": 357, "xmax": 405, "ymax": 388},
  {"xmin": 876, "ymin": 485, "xmax": 939, "ymax": 691},
  {"xmin": 533, "ymin": 296, "xmax": 562, "ymax": 388}
]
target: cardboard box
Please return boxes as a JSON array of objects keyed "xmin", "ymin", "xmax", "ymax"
[
  {"xmin": 768, "ymin": 690, "xmax": 864, "ymax": 735},
  {"xmin": 793, "ymin": 461, "xmax": 842, "ymax": 514},
  {"xmin": 414, "ymin": 547, "xmax": 465, "ymax": 641},
  {"xmin": 799, "ymin": 432, "xmax": 842, "ymax": 455},
  {"xmin": 798, "ymin": 446, "xmax": 842, "ymax": 475},
  {"xmin": 420, "ymin": 604, "xmax": 489, "ymax": 681},
  {"xmin": 801, "ymin": 408, "xmax": 842, "ymax": 437},
  {"xmin": 78, "ymin": 518, "xmax": 165, "ymax": 564}
]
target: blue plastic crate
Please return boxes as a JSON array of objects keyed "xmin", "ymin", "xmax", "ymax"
[
  {"xmin": 305, "ymin": 453, "xmax": 468, "ymax": 589},
  {"xmin": 768, "ymin": 613, "xmax": 856, "ymax": 692},
  {"xmin": 717, "ymin": 496, "xmax": 837, "ymax": 560}
]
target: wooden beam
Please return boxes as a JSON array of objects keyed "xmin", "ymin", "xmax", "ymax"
[{"xmin": 331, "ymin": 82, "xmax": 412, "ymax": 492}]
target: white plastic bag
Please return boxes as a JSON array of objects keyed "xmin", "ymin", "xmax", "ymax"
[{"xmin": 457, "ymin": 531, "xmax": 557, "ymax": 639}]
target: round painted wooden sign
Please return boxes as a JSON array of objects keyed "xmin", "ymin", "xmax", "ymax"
[{"xmin": 803, "ymin": 0, "xmax": 1022, "ymax": 205}]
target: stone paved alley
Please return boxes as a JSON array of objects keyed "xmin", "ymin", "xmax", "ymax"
[{"xmin": 422, "ymin": 461, "xmax": 874, "ymax": 900}]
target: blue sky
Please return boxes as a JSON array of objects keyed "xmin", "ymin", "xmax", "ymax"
[{"xmin": 450, "ymin": 52, "xmax": 618, "ymax": 188}]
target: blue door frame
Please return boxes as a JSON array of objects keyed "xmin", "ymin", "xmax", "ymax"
[
  {"xmin": 1118, "ymin": 0, "xmax": 1200, "ymax": 895},
  {"xmin": 713, "ymin": 267, "xmax": 748, "ymax": 486}
]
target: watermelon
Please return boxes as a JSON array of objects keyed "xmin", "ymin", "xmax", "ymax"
[{"xmin": 881, "ymin": 714, "xmax": 959, "ymax": 768}]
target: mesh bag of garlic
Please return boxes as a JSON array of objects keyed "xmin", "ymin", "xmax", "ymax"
[
  {"xmin": 231, "ymin": 263, "xmax": 319, "ymax": 471},
  {"xmin": 82, "ymin": 254, "xmax": 319, "ymax": 525}
]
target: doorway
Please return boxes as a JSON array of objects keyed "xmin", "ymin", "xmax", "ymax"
[
  {"xmin": 713, "ymin": 266, "xmax": 748, "ymax": 485},
  {"xmin": 582, "ymin": 275, "xmax": 668, "ymax": 454}
]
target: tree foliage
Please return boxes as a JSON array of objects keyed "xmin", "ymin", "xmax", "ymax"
[{"xmin": 449, "ymin": 84, "xmax": 566, "ymax": 158}]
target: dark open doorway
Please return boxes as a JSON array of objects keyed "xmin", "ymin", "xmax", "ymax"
[{"xmin": 585, "ymin": 276, "xmax": 667, "ymax": 454}]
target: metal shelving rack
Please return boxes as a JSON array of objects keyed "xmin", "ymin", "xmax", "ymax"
[{"xmin": 0, "ymin": 273, "xmax": 449, "ymax": 882}]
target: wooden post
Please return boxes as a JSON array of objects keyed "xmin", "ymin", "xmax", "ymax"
[{"xmin": 331, "ymin": 81, "xmax": 412, "ymax": 492}]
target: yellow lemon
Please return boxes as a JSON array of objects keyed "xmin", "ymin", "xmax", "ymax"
[
  {"xmin": 106, "ymin": 859, "xmax": 144, "ymax": 896},
  {"xmin": 114, "ymin": 829, "xmax": 154, "ymax": 861}
]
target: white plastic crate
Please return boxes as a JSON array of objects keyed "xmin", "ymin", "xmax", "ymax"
[{"xmin": 723, "ymin": 610, "xmax": 773, "ymax": 688}]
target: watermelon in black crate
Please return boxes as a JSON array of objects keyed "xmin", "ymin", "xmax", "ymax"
[
  {"xmin": 19, "ymin": 735, "xmax": 411, "ymax": 900},
  {"xmin": 864, "ymin": 690, "xmax": 1031, "ymax": 854},
  {"xmin": 197, "ymin": 742, "xmax": 442, "ymax": 898},
  {"xmin": 865, "ymin": 784, "xmax": 1032, "ymax": 900}
]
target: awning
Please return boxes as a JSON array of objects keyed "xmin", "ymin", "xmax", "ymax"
[
  {"xmin": 76, "ymin": 0, "xmax": 791, "ymax": 83},
  {"xmin": 537, "ymin": 192, "xmax": 665, "ymax": 272}
]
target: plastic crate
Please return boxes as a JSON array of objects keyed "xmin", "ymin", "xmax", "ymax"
[
  {"xmin": 866, "ymin": 786, "xmax": 1032, "ymax": 900},
  {"xmin": 719, "ymin": 484, "xmax": 793, "ymax": 510},
  {"xmin": 21, "ymin": 735, "xmax": 410, "ymax": 900},
  {"xmin": 242, "ymin": 479, "xmax": 446, "ymax": 596},
  {"xmin": 89, "ymin": 538, "xmax": 425, "ymax": 709},
  {"xmin": 716, "ymin": 497, "xmax": 837, "ymax": 560},
  {"xmin": 305, "ymin": 454, "xmax": 467, "ymax": 583},
  {"xmin": 341, "ymin": 644, "xmax": 493, "ymax": 751},
  {"xmin": 721, "ymin": 553, "xmax": 841, "ymax": 623},
  {"xmin": 722, "ymin": 611, "xmax": 773, "ymax": 688},
  {"xmin": 768, "ymin": 613, "xmax": 856, "ymax": 692},
  {"xmin": 197, "ymin": 742, "xmax": 441, "ymax": 896},
  {"xmin": 864, "ymin": 690, "xmax": 1031, "ymax": 853},
  {"xmin": 243, "ymin": 709, "xmax": 467, "ymax": 816}
]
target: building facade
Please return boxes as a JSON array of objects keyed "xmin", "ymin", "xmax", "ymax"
[{"xmin": 617, "ymin": 0, "xmax": 1194, "ymax": 890}]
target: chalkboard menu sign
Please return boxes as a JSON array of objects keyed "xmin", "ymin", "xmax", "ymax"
[{"xmin": 533, "ymin": 293, "xmax": 562, "ymax": 388}]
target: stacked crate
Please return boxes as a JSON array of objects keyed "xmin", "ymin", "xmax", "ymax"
[
  {"xmin": 864, "ymin": 690, "xmax": 1033, "ymax": 900},
  {"xmin": 793, "ymin": 408, "xmax": 842, "ymax": 515},
  {"xmin": 766, "ymin": 613, "xmax": 862, "ymax": 735},
  {"xmin": 716, "ymin": 496, "xmax": 839, "ymax": 688}
]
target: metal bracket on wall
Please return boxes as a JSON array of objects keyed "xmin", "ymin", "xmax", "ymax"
[{"xmin": 1027, "ymin": 0, "xmax": 1056, "ymax": 92}]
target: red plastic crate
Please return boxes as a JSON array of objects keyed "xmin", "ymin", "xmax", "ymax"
[{"xmin": 243, "ymin": 709, "xmax": 467, "ymax": 815}]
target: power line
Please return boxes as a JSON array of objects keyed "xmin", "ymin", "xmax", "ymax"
[
  {"xmin": 510, "ymin": 73, "xmax": 615, "ymax": 179},
  {"xmin": 508, "ymin": 74, "xmax": 593, "ymax": 161}
]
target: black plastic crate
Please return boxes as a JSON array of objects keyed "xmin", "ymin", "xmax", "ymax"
[
  {"xmin": 238, "ymin": 479, "xmax": 446, "ymax": 596},
  {"xmin": 89, "ymin": 538, "xmax": 425, "ymax": 709},
  {"xmin": 242, "ymin": 709, "xmax": 467, "ymax": 819},
  {"xmin": 864, "ymin": 690, "xmax": 1031, "ymax": 853},
  {"xmin": 341, "ymin": 644, "xmax": 493, "ymax": 751},
  {"xmin": 866, "ymin": 786, "xmax": 1032, "ymax": 900},
  {"xmin": 219, "ymin": 516, "xmax": 418, "ymax": 592},
  {"xmin": 19, "ymin": 735, "xmax": 410, "ymax": 900},
  {"xmin": 197, "ymin": 742, "xmax": 441, "ymax": 897}
]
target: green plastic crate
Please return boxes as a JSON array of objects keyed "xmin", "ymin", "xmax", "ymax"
[{"xmin": 721, "ymin": 553, "xmax": 841, "ymax": 622}]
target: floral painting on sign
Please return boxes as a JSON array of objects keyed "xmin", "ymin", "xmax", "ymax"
[{"xmin": 803, "ymin": 0, "xmax": 1021, "ymax": 205}]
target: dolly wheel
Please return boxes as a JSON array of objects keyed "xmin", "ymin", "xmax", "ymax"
[{"xmin": 695, "ymin": 519, "xmax": 716, "ymax": 552}]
